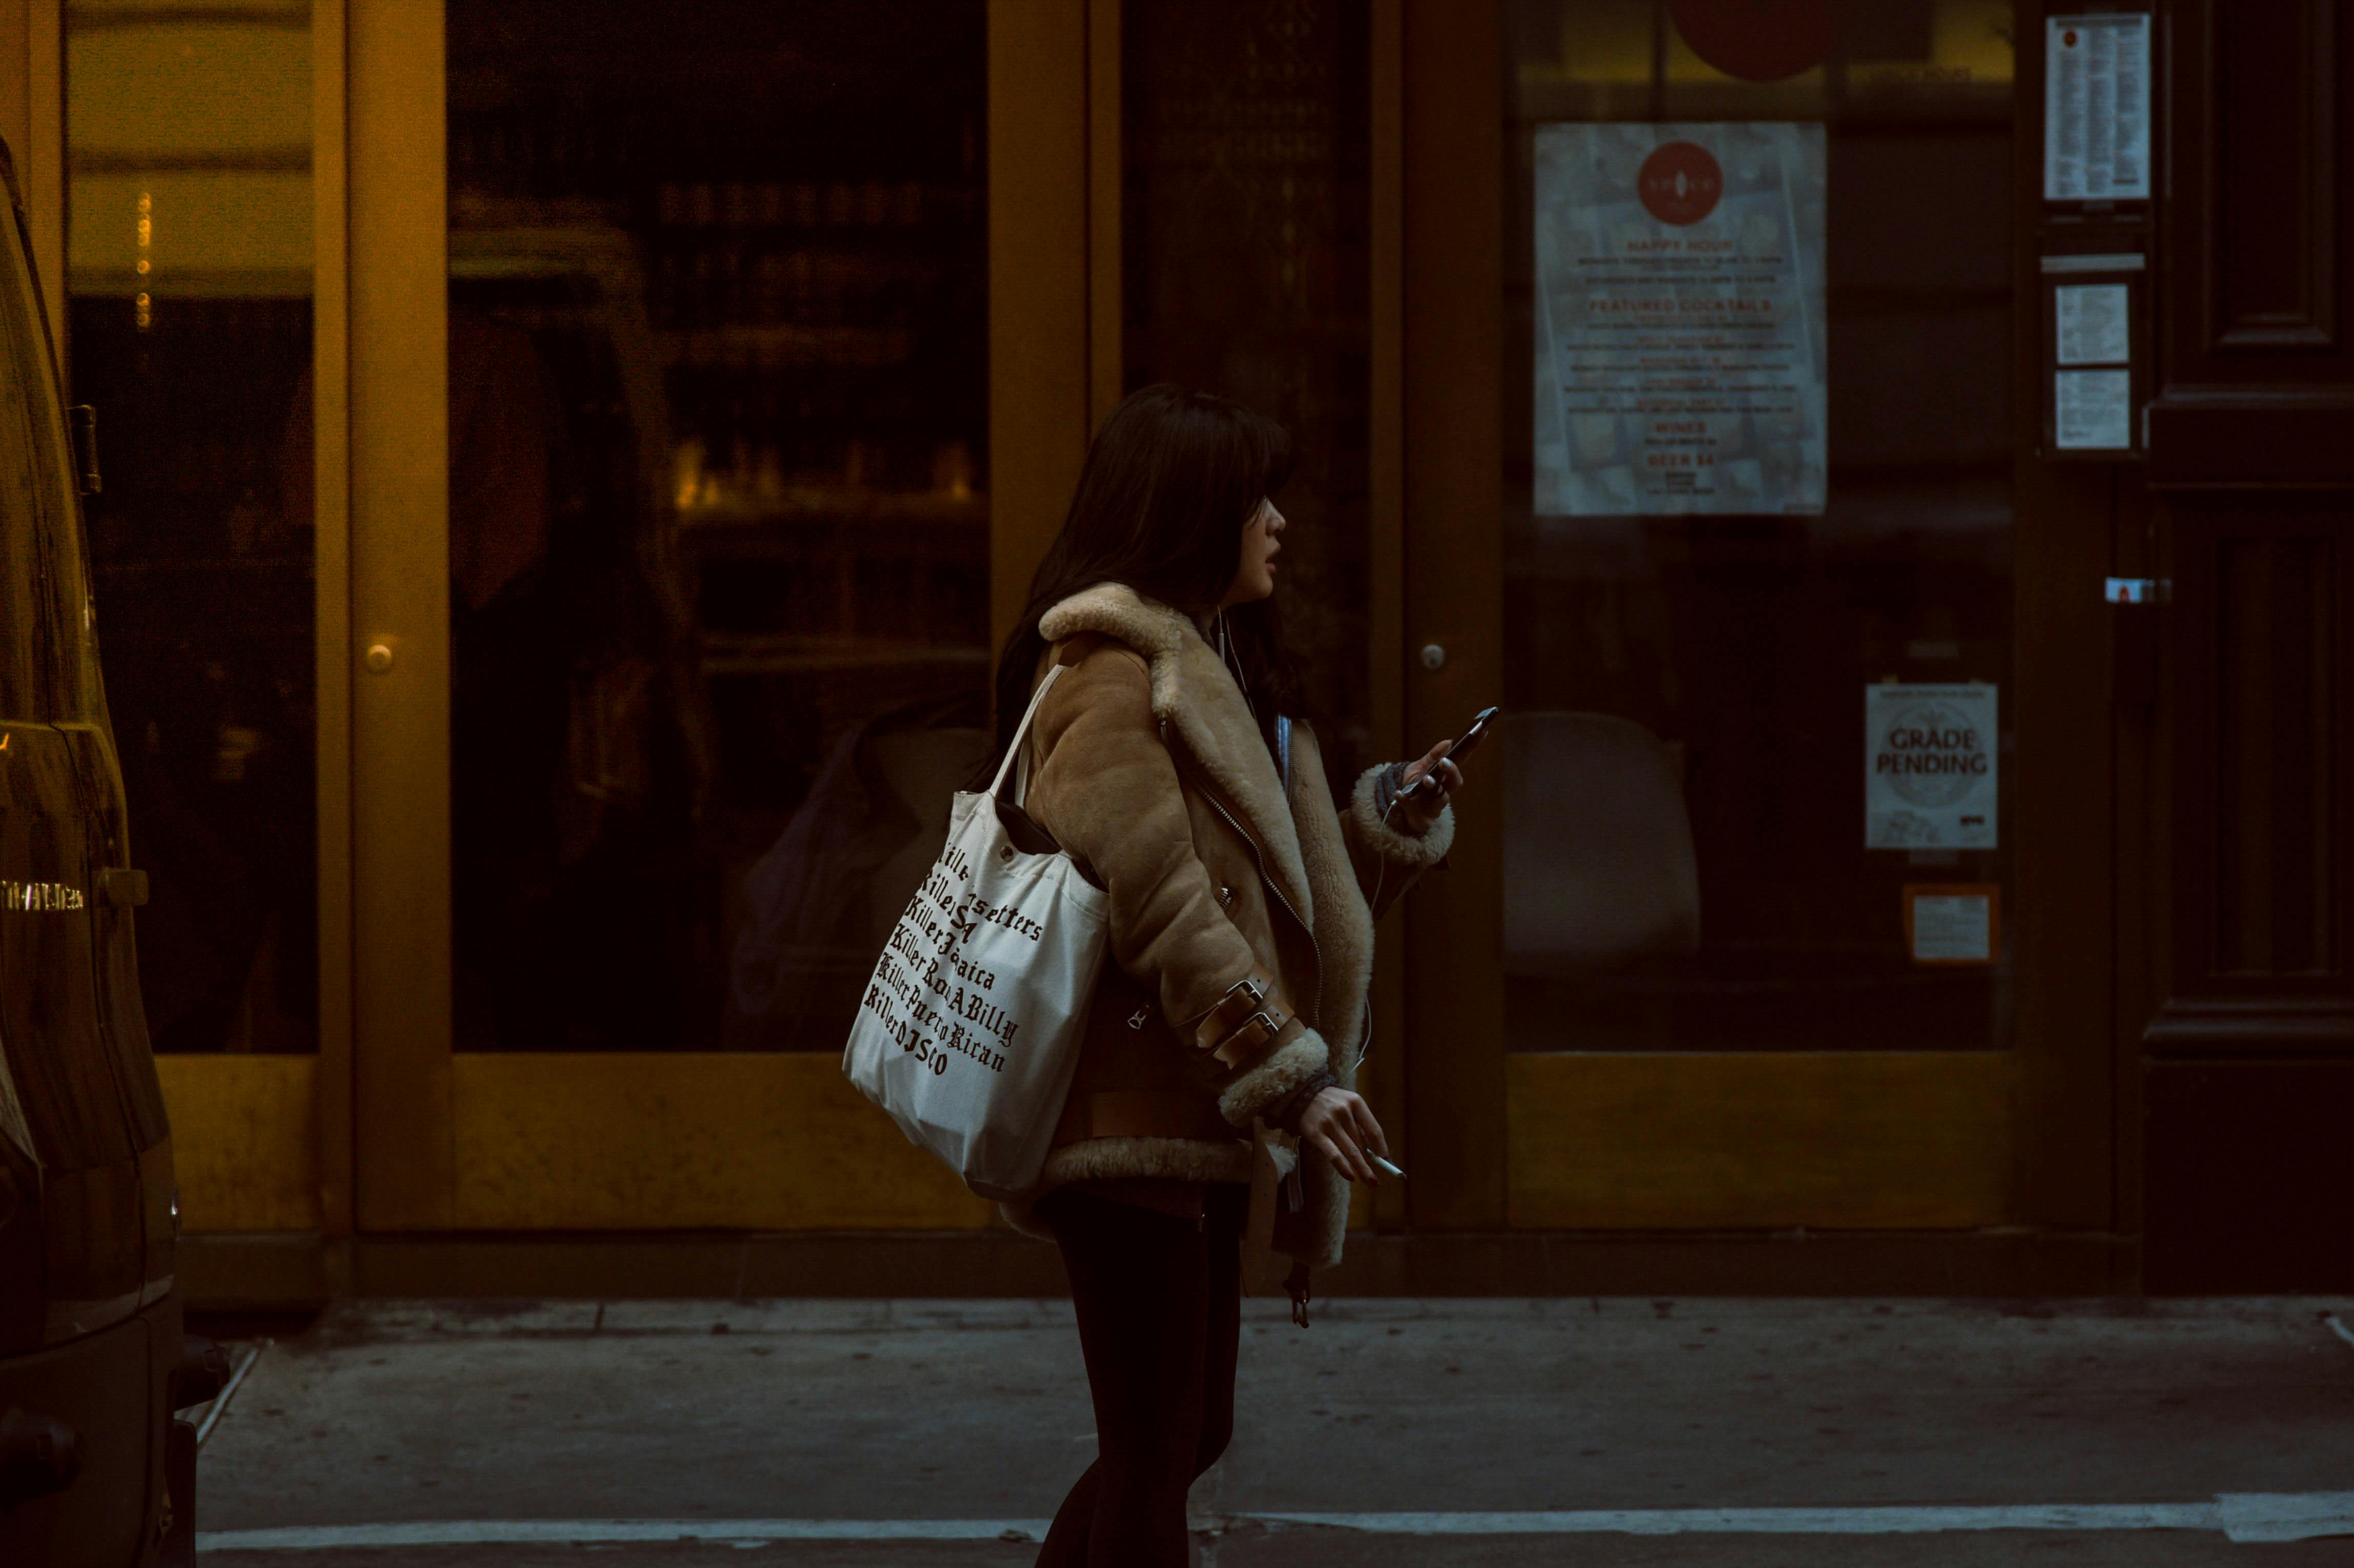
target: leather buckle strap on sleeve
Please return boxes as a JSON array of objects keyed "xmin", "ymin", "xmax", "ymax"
[
  {"xmin": 1190, "ymin": 969, "xmax": 1293, "ymax": 1070},
  {"xmin": 1207, "ymin": 1008, "xmax": 1288, "ymax": 1070}
]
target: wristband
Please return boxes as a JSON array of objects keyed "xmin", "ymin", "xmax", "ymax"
[{"xmin": 1273, "ymin": 1069, "xmax": 1336, "ymax": 1136}]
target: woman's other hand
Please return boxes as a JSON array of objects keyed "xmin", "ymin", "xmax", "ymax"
[
  {"xmin": 1296, "ymin": 1088, "xmax": 1389, "ymax": 1184},
  {"xmin": 1393, "ymin": 739, "xmax": 1463, "ymax": 836}
]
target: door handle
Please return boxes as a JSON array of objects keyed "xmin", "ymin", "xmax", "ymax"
[{"xmin": 97, "ymin": 867, "xmax": 148, "ymax": 908}]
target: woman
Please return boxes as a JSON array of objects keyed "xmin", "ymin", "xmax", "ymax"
[{"xmin": 999, "ymin": 384, "xmax": 1463, "ymax": 1565}]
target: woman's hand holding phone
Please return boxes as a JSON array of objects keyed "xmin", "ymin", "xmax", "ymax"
[
  {"xmin": 1391, "ymin": 704, "xmax": 1493, "ymax": 834},
  {"xmin": 1391, "ymin": 740, "xmax": 1463, "ymax": 836}
]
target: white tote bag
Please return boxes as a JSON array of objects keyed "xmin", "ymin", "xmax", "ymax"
[{"xmin": 842, "ymin": 664, "xmax": 1109, "ymax": 1200}]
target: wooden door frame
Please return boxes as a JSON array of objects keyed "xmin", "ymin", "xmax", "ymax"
[
  {"xmin": 2009, "ymin": 0, "xmax": 2126, "ymax": 1241},
  {"xmin": 987, "ymin": 0, "xmax": 1100, "ymax": 651},
  {"xmin": 346, "ymin": 0, "xmax": 449, "ymax": 1231},
  {"xmin": 313, "ymin": 0, "xmax": 356, "ymax": 1251},
  {"xmin": 1397, "ymin": 0, "xmax": 2121, "ymax": 1237},
  {"xmin": 1398, "ymin": 0, "xmax": 1507, "ymax": 1230},
  {"xmin": 324, "ymin": 0, "xmax": 1117, "ymax": 1235}
]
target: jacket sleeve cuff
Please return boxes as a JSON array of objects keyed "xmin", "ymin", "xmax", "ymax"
[
  {"xmin": 1350, "ymin": 764, "xmax": 1456, "ymax": 868},
  {"xmin": 1216, "ymin": 1024, "xmax": 1331, "ymax": 1130}
]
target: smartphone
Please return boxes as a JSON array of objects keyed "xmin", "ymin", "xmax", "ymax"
[{"xmin": 1407, "ymin": 705, "xmax": 1499, "ymax": 797}]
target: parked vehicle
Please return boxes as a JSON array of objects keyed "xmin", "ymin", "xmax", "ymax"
[{"xmin": 0, "ymin": 135, "xmax": 218, "ymax": 1566}]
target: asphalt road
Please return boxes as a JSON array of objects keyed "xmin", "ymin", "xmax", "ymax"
[{"xmin": 191, "ymin": 1296, "xmax": 2354, "ymax": 1565}]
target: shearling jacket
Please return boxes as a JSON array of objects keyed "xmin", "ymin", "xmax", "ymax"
[{"xmin": 1011, "ymin": 583, "xmax": 1453, "ymax": 1268}]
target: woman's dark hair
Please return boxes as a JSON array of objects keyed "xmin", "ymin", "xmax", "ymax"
[{"xmin": 989, "ymin": 383, "xmax": 1302, "ymax": 763}]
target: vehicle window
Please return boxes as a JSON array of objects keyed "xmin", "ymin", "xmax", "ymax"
[{"xmin": 0, "ymin": 196, "xmax": 82, "ymax": 724}]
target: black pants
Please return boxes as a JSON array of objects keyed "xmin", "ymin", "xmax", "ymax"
[{"xmin": 1036, "ymin": 1185, "xmax": 1248, "ymax": 1567}]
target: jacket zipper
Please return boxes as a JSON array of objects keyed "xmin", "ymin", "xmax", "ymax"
[{"xmin": 1189, "ymin": 768, "xmax": 1324, "ymax": 1035}]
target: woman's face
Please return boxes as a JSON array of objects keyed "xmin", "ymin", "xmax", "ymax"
[{"xmin": 1221, "ymin": 498, "xmax": 1286, "ymax": 607}]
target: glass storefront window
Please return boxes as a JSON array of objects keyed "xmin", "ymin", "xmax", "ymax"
[
  {"xmin": 1504, "ymin": 0, "xmax": 2017, "ymax": 1051},
  {"xmin": 67, "ymin": 0, "xmax": 317, "ymax": 1053},
  {"xmin": 1122, "ymin": 0, "xmax": 1373, "ymax": 777},
  {"xmin": 445, "ymin": 3, "xmax": 989, "ymax": 1051}
]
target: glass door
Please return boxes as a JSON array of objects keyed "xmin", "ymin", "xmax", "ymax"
[
  {"xmin": 347, "ymin": 0, "xmax": 1007, "ymax": 1231},
  {"xmin": 1120, "ymin": 0, "xmax": 1387, "ymax": 1248},
  {"xmin": 1401, "ymin": 0, "xmax": 2106, "ymax": 1230},
  {"xmin": 64, "ymin": 0, "xmax": 324, "ymax": 1236}
]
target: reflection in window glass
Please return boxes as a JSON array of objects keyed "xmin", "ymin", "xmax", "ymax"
[
  {"xmin": 446, "ymin": 3, "xmax": 989, "ymax": 1051},
  {"xmin": 1122, "ymin": 0, "xmax": 1373, "ymax": 776},
  {"xmin": 67, "ymin": 0, "xmax": 318, "ymax": 1053},
  {"xmin": 0, "ymin": 176, "xmax": 79, "ymax": 723},
  {"xmin": 1505, "ymin": 0, "xmax": 2016, "ymax": 1051}
]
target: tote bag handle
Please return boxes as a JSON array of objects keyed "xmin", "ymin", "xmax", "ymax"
[{"xmin": 987, "ymin": 662, "xmax": 1067, "ymax": 807}]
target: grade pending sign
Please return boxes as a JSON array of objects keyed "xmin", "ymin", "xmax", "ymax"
[{"xmin": 1864, "ymin": 684, "xmax": 1998, "ymax": 849}]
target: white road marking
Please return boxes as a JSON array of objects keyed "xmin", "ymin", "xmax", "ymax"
[
  {"xmin": 194, "ymin": 1493, "xmax": 2354, "ymax": 1552},
  {"xmin": 2220, "ymin": 1492, "xmax": 2354, "ymax": 1544},
  {"xmin": 1253, "ymin": 1504, "xmax": 2220, "ymax": 1535},
  {"xmin": 200, "ymin": 1521, "xmax": 1056, "ymax": 1551},
  {"xmin": 2325, "ymin": 1313, "xmax": 2354, "ymax": 1352}
]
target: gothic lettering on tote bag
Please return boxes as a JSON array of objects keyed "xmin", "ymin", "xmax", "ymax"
[{"xmin": 843, "ymin": 665, "xmax": 1108, "ymax": 1200}]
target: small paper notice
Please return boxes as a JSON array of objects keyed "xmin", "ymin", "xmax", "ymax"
[
  {"xmin": 1907, "ymin": 887, "xmax": 1998, "ymax": 965},
  {"xmin": 2045, "ymin": 15, "xmax": 2151, "ymax": 201},
  {"xmin": 2056, "ymin": 282, "xmax": 2130, "ymax": 365},
  {"xmin": 1865, "ymin": 684, "xmax": 1998, "ymax": 850},
  {"xmin": 2055, "ymin": 368, "xmax": 2132, "ymax": 450}
]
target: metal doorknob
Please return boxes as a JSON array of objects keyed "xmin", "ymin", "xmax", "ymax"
[
  {"xmin": 364, "ymin": 642, "xmax": 394, "ymax": 674},
  {"xmin": 1419, "ymin": 642, "xmax": 1447, "ymax": 671}
]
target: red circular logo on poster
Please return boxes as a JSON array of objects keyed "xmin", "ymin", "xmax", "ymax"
[
  {"xmin": 1638, "ymin": 142, "xmax": 1723, "ymax": 226},
  {"xmin": 1668, "ymin": 0, "xmax": 1848, "ymax": 83}
]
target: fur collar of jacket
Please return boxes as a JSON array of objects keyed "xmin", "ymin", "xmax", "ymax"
[
  {"xmin": 1039, "ymin": 582, "xmax": 1376, "ymax": 1084},
  {"xmin": 1028, "ymin": 583, "xmax": 1458, "ymax": 1272}
]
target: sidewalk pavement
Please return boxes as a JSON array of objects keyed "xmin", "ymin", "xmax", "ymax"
[{"xmin": 191, "ymin": 1296, "xmax": 2354, "ymax": 1565}]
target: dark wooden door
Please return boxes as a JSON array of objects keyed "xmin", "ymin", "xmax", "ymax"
[
  {"xmin": 2140, "ymin": 0, "xmax": 2354, "ymax": 1290},
  {"xmin": 1398, "ymin": 0, "xmax": 2127, "ymax": 1255}
]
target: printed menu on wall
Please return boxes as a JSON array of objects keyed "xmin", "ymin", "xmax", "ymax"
[
  {"xmin": 1532, "ymin": 123, "xmax": 1827, "ymax": 517},
  {"xmin": 2043, "ymin": 15, "xmax": 2151, "ymax": 202}
]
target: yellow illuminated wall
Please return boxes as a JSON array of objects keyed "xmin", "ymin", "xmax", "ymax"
[
  {"xmin": 67, "ymin": 0, "xmax": 311, "ymax": 299},
  {"xmin": 1520, "ymin": 0, "xmax": 2015, "ymax": 94}
]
